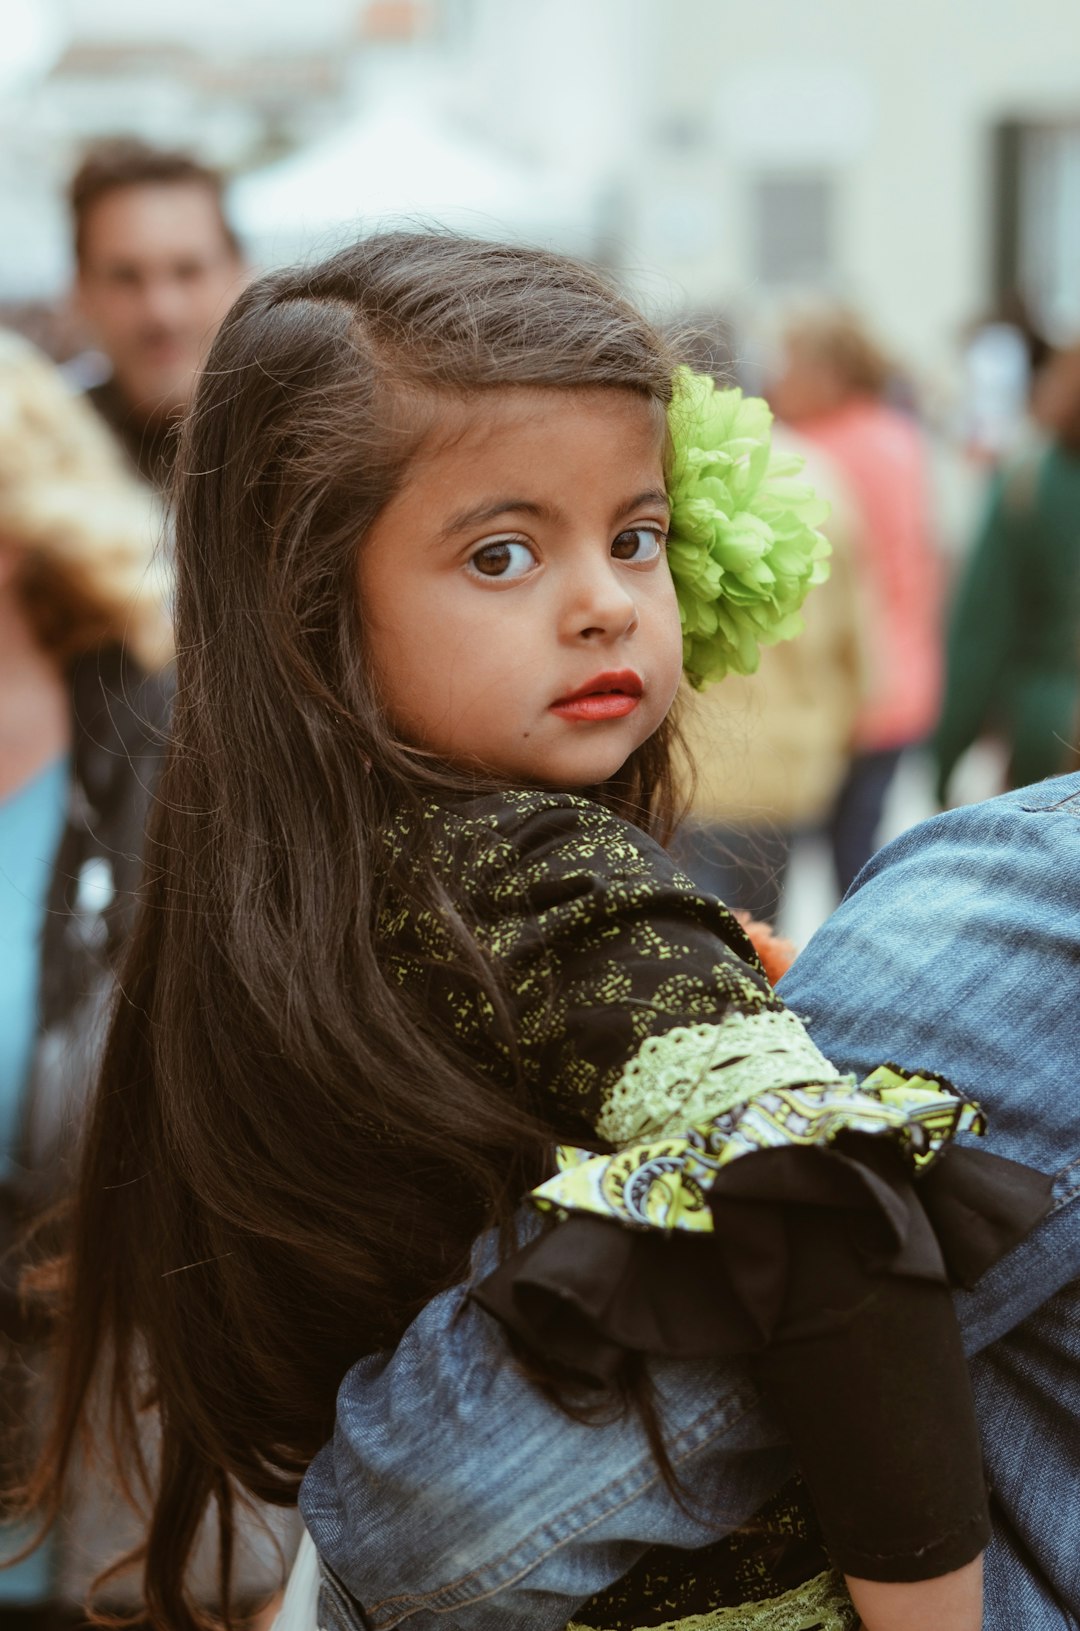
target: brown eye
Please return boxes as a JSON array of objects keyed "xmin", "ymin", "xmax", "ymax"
[
  {"xmin": 611, "ymin": 528, "xmax": 664, "ymax": 562},
  {"xmin": 468, "ymin": 540, "xmax": 536, "ymax": 579}
]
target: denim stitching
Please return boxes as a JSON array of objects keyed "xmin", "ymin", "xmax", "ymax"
[
  {"xmin": 1020, "ymin": 790, "xmax": 1080, "ymax": 814},
  {"xmin": 367, "ymin": 1382, "xmax": 767, "ymax": 1625},
  {"xmin": 1051, "ymin": 1157, "xmax": 1080, "ymax": 1204}
]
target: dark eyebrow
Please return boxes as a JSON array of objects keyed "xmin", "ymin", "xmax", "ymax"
[
  {"xmin": 617, "ymin": 488, "xmax": 671, "ymax": 521},
  {"xmin": 436, "ymin": 486, "xmax": 671, "ymax": 546},
  {"xmin": 437, "ymin": 498, "xmax": 550, "ymax": 542}
]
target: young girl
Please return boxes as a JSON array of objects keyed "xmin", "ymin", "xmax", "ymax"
[{"xmin": 24, "ymin": 234, "xmax": 1046, "ymax": 1631}]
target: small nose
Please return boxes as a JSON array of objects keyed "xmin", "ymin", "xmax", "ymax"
[{"xmin": 563, "ymin": 552, "xmax": 639, "ymax": 642}]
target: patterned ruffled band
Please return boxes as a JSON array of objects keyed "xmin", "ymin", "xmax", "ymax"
[
  {"xmin": 533, "ymin": 1063, "xmax": 984, "ymax": 1237},
  {"xmin": 474, "ymin": 1020, "xmax": 1052, "ymax": 1386}
]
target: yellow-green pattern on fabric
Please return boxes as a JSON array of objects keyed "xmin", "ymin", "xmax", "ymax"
[
  {"xmin": 534, "ymin": 1048, "xmax": 983, "ymax": 1234},
  {"xmin": 376, "ymin": 788, "xmax": 981, "ymax": 1236},
  {"xmin": 568, "ymin": 1566, "xmax": 858, "ymax": 1631},
  {"xmin": 859, "ymin": 1064, "xmax": 987, "ymax": 1157}
]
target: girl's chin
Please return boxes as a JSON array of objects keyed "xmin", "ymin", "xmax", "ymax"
[
  {"xmin": 415, "ymin": 728, "xmax": 648, "ymax": 789},
  {"xmin": 519, "ymin": 755, "xmax": 640, "ymax": 791}
]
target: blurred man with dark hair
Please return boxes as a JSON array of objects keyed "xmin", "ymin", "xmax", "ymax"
[{"xmin": 70, "ymin": 138, "xmax": 247, "ymax": 489}]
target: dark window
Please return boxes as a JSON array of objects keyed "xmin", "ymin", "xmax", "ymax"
[{"xmin": 992, "ymin": 117, "xmax": 1080, "ymax": 339}]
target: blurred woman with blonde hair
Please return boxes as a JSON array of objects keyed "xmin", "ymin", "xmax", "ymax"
[{"xmin": 0, "ymin": 330, "xmax": 171, "ymax": 1631}]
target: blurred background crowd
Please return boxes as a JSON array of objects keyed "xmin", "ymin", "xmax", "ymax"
[{"xmin": 3, "ymin": 0, "xmax": 1080, "ymax": 1625}]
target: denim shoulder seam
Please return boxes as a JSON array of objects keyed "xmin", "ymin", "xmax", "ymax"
[{"xmin": 1051, "ymin": 1154, "xmax": 1080, "ymax": 1204}]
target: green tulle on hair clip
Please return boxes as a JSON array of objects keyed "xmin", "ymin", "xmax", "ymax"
[{"xmin": 666, "ymin": 367, "xmax": 832, "ymax": 689}]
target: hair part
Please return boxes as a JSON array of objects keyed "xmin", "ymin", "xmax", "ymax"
[
  {"xmin": 70, "ymin": 138, "xmax": 242, "ymax": 266},
  {"xmin": 25, "ymin": 232, "xmax": 687, "ymax": 1630}
]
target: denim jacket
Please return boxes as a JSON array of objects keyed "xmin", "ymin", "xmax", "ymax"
[{"xmin": 301, "ymin": 776, "xmax": 1080, "ymax": 1631}]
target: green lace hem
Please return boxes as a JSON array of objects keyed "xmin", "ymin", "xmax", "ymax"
[
  {"xmin": 567, "ymin": 1566, "xmax": 858, "ymax": 1631},
  {"xmin": 594, "ymin": 1011, "xmax": 846, "ymax": 1146}
]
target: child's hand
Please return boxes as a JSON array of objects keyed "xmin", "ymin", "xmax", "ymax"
[{"xmin": 845, "ymin": 1554, "xmax": 983, "ymax": 1631}]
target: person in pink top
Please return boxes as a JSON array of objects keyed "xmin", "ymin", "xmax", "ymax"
[{"xmin": 771, "ymin": 308, "xmax": 942, "ymax": 892}]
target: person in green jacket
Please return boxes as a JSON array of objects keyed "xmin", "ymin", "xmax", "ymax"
[{"xmin": 935, "ymin": 343, "xmax": 1080, "ymax": 803}]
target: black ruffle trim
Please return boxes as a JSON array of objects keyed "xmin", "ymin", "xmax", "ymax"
[{"xmin": 472, "ymin": 1139, "xmax": 1053, "ymax": 1386}]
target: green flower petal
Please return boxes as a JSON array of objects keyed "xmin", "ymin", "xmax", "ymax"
[{"xmin": 667, "ymin": 368, "xmax": 831, "ymax": 687}]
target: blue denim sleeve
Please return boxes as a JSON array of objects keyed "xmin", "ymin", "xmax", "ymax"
[
  {"xmin": 303, "ymin": 776, "xmax": 1080, "ymax": 1630},
  {"xmin": 303, "ymin": 1230, "xmax": 793, "ymax": 1631},
  {"xmin": 779, "ymin": 775, "xmax": 1080, "ymax": 1628},
  {"xmin": 779, "ymin": 773, "xmax": 1080, "ymax": 1351}
]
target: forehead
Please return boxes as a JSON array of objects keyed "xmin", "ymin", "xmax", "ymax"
[
  {"xmin": 411, "ymin": 386, "xmax": 666, "ymax": 496},
  {"xmin": 79, "ymin": 182, "xmax": 235, "ymax": 271}
]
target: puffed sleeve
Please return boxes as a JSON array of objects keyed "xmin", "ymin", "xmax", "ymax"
[{"xmin": 458, "ymin": 789, "xmax": 786, "ymax": 1139}]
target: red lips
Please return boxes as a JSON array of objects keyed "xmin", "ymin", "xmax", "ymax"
[{"xmin": 550, "ymin": 670, "xmax": 644, "ymax": 722}]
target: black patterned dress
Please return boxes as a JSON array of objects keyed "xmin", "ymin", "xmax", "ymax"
[{"xmin": 372, "ymin": 787, "xmax": 1046, "ymax": 1631}]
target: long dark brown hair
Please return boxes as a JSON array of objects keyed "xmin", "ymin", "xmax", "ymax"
[{"xmin": 23, "ymin": 232, "xmax": 686, "ymax": 1629}]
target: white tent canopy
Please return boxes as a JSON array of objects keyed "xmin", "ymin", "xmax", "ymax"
[{"xmin": 229, "ymin": 98, "xmax": 603, "ymax": 268}]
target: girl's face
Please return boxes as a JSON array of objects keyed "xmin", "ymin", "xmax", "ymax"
[{"xmin": 358, "ymin": 387, "xmax": 684, "ymax": 788}]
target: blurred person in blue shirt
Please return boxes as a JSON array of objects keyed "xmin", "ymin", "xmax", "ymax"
[{"xmin": 0, "ymin": 332, "xmax": 171, "ymax": 1631}]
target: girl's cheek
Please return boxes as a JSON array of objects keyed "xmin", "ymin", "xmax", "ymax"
[{"xmin": 660, "ymin": 589, "xmax": 685, "ymax": 662}]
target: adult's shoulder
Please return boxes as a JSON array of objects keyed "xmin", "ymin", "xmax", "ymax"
[
  {"xmin": 783, "ymin": 772, "xmax": 1080, "ymax": 1000},
  {"xmin": 845, "ymin": 773, "xmax": 1080, "ymax": 908},
  {"xmin": 778, "ymin": 774, "xmax": 1080, "ymax": 1175}
]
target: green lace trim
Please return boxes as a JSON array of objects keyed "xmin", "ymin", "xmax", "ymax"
[
  {"xmin": 533, "ymin": 1062, "xmax": 983, "ymax": 1235},
  {"xmin": 567, "ymin": 1565, "xmax": 859, "ymax": 1631},
  {"xmin": 595, "ymin": 1011, "xmax": 846, "ymax": 1145}
]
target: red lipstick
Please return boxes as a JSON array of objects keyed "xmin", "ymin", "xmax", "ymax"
[{"xmin": 550, "ymin": 669, "xmax": 643, "ymax": 722}]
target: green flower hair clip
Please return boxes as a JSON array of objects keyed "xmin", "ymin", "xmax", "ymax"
[{"xmin": 666, "ymin": 367, "xmax": 831, "ymax": 689}]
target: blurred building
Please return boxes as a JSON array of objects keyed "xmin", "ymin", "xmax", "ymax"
[
  {"xmin": 3, "ymin": 0, "xmax": 1080, "ymax": 382},
  {"xmin": 623, "ymin": 0, "xmax": 1080, "ymax": 371}
]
